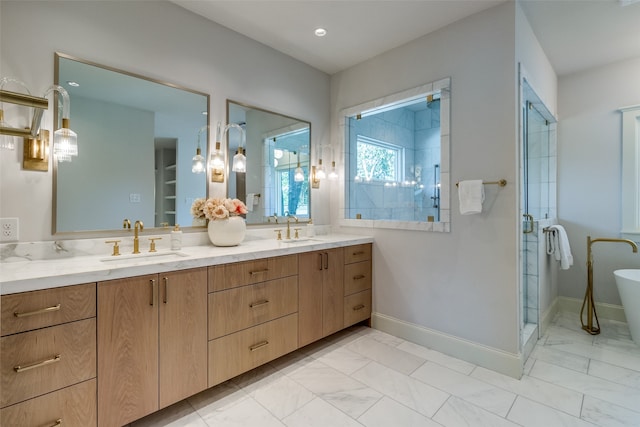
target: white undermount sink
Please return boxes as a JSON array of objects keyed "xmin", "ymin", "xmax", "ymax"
[{"xmin": 100, "ymin": 250, "xmax": 189, "ymax": 262}]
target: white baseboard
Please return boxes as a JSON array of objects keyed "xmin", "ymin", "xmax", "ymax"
[
  {"xmin": 371, "ymin": 312, "xmax": 523, "ymax": 379},
  {"xmin": 540, "ymin": 298, "xmax": 559, "ymax": 336},
  {"xmin": 558, "ymin": 296, "xmax": 627, "ymax": 323}
]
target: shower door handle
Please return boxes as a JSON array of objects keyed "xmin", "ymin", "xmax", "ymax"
[{"xmin": 523, "ymin": 214, "xmax": 534, "ymax": 234}]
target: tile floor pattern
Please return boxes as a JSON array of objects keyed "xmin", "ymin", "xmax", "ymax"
[{"xmin": 130, "ymin": 312, "xmax": 640, "ymax": 427}]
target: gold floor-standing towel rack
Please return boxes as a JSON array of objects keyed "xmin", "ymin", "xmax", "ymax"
[{"xmin": 455, "ymin": 179, "xmax": 507, "ymax": 187}]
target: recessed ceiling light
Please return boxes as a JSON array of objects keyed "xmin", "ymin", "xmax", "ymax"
[
  {"xmin": 314, "ymin": 28, "xmax": 327, "ymax": 37},
  {"xmin": 67, "ymin": 81, "xmax": 80, "ymax": 87}
]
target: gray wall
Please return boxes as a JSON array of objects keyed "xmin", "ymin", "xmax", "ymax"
[{"xmin": 330, "ymin": 2, "xmax": 558, "ymax": 355}]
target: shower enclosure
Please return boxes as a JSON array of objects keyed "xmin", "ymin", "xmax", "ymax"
[{"xmin": 520, "ymin": 74, "xmax": 557, "ymax": 360}]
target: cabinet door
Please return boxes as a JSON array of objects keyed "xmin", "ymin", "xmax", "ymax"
[
  {"xmin": 158, "ymin": 268, "xmax": 208, "ymax": 409},
  {"xmin": 98, "ymin": 275, "xmax": 159, "ymax": 427},
  {"xmin": 322, "ymin": 248, "xmax": 344, "ymax": 337},
  {"xmin": 298, "ymin": 252, "xmax": 324, "ymax": 347}
]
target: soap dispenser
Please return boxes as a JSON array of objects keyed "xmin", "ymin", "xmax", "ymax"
[
  {"xmin": 306, "ymin": 218, "xmax": 315, "ymax": 238},
  {"xmin": 171, "ymin": 224, "xmax": 182, "ymax": 250}
]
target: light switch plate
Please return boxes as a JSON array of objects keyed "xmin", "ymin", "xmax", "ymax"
[{"xmin": 0, "ymin": 218, "xmax": 19, "ymax": 242}]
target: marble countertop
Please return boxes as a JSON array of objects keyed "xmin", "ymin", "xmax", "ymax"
[{"xmin": 0, "ymin": 234, "xmax": 373, "ymax": 295}]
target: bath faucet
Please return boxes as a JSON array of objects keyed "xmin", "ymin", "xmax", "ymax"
[
  {"xmin": 123, "ymin": 218, "xmax": 131, "ymax": 230},
  {"xmin": 582, "ymin": 236, "xmax": 639, "ymax": 335},
  {"xmin": 133, "ymin": 220, "xmax": 144, "ymax": 254},
  {"xmin": 286, "ymin": 215, "xmax": 298, "ymax": 240},
  {"xmin": 268, "ymin": 214, "xmax": 279, "ymax": 224}
]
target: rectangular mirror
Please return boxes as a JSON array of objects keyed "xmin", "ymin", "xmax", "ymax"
[
  {"xmin": 226, "ymin": 100, "xmax": 311, "ymax": 225},
  {"xmin": 340, "ymin": 78, "xmax": 450, "ymax": 231},
  {"xmin": 54, "ymin": 53, "xmax": 209, "ymax": 234}
]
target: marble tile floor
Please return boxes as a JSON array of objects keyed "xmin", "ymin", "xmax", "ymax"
[{"xmin": 130, "ymin": 312, "xmax": 640, "ymax": 427}]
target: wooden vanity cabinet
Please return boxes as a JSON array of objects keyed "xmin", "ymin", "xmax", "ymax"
[
  {"xmin": 343, "ymin": 244, "xmax": 373, "ymax": 327},
  {"xmin": 298, "ymin": 248, "xmax": 345, "ymax": 347},
  {"xmin": 207, "ymin": 255, "xmax": 299, "ymax": 387},
  {"xmin": 97, "ymin": 267, "xmax": 207, "ymax": 427},
  {"xmin": 0, "ymin": 283, "xmax": 97, "ymax": 427}
]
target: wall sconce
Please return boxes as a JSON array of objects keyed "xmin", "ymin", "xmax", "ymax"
[
  {"xmin": 310, "ymin": 165, "xmax": 321, "ymax": 189},
  {"xmin": 0, "ymin": 79, "xmax": 78, "ymax": 171},
  {"xmin": 316, "ymin": 158, "xmax": 326, "ymax": 180},
  {"xmin": 209, "ymin": 122, "xmax": 225, "ymax": 182},
  {"xmin": 192, "ymin": 126, "xmax": 206, "ymax": 174}
]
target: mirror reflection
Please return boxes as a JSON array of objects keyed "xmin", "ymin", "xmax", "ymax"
[
  {"xmin": 54, "ymin": 53, "xmax": 209, "ymax": 233},
  {"xmin": 227, "ymin": 101, "xmax": 311, "ymax": 225},
  {"xmin": 344, "ymin": 80, "xmax": 449, "ymax": 225}
]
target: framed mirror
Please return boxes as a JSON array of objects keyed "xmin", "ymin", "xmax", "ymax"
[
  {"xmin": 226, "ymin": 100, "xmax": 311, "ymax": 225},
  {"xmin": 53, "ymin": 53, "xmax": 209, "ymax": 234},
  {"xmin": 340, "ymin": 78, "xmax": 451, "ymax": 232}
]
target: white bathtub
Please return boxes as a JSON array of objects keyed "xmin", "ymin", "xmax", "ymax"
[{"xmin": 614, "ymin": 269, "xmax": 640, "ymax": 345}]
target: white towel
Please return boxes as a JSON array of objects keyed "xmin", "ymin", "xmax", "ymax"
[
  {"xmin": 246, "ymin": 194, "xmax": 255, "ymax": 212},
  {"xmin": 458, "ymin": 180, "xmax": 484, "ymax": 215},
  {"xmin": 546, "ymin": 224, "xmax": 573, "ymax": 270}
]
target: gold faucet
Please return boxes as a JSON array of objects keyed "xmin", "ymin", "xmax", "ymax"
[
  {"xmin": 133, "ymin": 220, "xmax": 144, "ymax": 254},
  {"xmin": 123, "ymin": 218, "xmax": 131, "ymax": 230},
  {"xmin": 581, "ymin": 236, "xmax": 638, "ymax": 335},
  {"xmin": 286, "ymin": 215, "xmax": 298, "ymax": 240}
]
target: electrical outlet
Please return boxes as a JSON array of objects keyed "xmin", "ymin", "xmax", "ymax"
[{"xmin": 0, "ymin": 218, "xmax": 19, "ymax": 242}]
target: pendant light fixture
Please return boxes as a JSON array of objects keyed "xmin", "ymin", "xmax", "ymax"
[
  {"xmin": 220, "ymin": 122, "xmax": 246, "ymax": 173},
  {"xmin": 192, "ymin": 126, "xmax": 206, "ymax": 174},
  {"xmin": 294, "ymin": 151, "xmax": 304, "ymax": 182}
]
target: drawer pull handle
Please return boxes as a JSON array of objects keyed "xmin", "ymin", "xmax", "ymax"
[
  {"xmin": 249, "ymin": 299, "xmax": 270, "ymax": 308},
  {"xmin": 353, "ymin": 251, "xmax": 365, "ymax": 256},
  {"xmin": 150, "ymin": 279, "xmax": 156, "ymax": 306},
  {"xmin": 14, "ymin": 304, "xmax": 61, "ymax": 318},
  {"xmin": 353, "ymin": 274, "xmax": 366, "ymax": 280},
  {"xmin": 14, "ymin": 354, "xmax": 61, "ymax": 373},
  {"xmin": 352, "ymin": 304, "xmax": 366, "ymax": 311},
  {"xmin": 249, "ymin": 340, "xmax": 269, "ymax": 351},
  {"xmin": 163, "ymin": 277, "xmax": 169, "ymax": 304},
  {"xmin": 249, "ymin": 268, "xmax": 269, "ymax": 276},
  {"xmin": 47, "ymin": 419, "xmax": 62, "ymax": 427}
]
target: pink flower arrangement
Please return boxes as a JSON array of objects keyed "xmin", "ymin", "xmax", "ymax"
[{"xmin": 191, "ymin": 197, "xmax": 247, "ymax": 221}]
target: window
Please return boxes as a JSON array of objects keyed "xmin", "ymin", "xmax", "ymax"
[
  {"xmin": 340, "ymin": 77, "xmax": 450, "ymax": 231},
  {"xmin": 355, "ymin": 136, "xmax": 403, "ymax": 182},
  {"xmin": 621, "ymin": 105, "xmax": 640, "ymax": 241},
  {"xmin": 276, "ymin": 166, "xmax": 309, "ymax": 217}
]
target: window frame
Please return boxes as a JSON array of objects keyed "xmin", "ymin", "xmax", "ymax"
[{"xmin": 355, "ymin": 135, "xmax": 404, "ymax": 182}]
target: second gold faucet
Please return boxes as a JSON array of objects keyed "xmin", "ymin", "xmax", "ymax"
[{"xmin": 133, "ymin": 220, "xmax": 144, "ymax": 254}]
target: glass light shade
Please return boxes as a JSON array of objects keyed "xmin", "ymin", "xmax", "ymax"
[
  {"xmin": 209, "ymin": 141, "xmax": 225, "ymax": 171},
  {"xmin": 0, "ymin": 110, "xmax": 15, "ymax": 150},
  {"xmin": 232, "ymin": 147, "xmax": 246, "ymax": 172},
  {"xmin": 192, "ymin": 148, "xmax": 205, "ymax": 174},
  {"xmin": 316, "ymin": 159, "xmax": 326, "ymax": 180},
  {"xmin": 328, "ymin": 161, "xmax": 338, "ymax": 180},
  {"xmin": 294, "ymin": 166, "xmax": 304, "ymax": 182},
  {"xmin": 53, "ymin": 126, "xmax": 78, "ymax": 159}
]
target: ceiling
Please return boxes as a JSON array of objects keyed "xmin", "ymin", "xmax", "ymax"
[{"xmin": 171, "ymin": 0, "xmax": 640, "ymax": 76}]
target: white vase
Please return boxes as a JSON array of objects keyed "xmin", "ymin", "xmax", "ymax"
[{"xmin": 207, "ymin": 216, "xmax": 246, "ymax": 246}]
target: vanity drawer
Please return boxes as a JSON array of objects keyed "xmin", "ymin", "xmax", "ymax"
[
  {"xmin": 344, "ymin": 244, "xmax": 372, "ymax": 265},
  {"xmin": 344, "ymin": 260, "xmax": 372, "ymax": 296},
  {"xmin": 1, "ymin": 283, "xmax": 96, "ymax": 336},
  {"xmin": 344, "ymin": 289, "xmax": 372, "ymax": 328},
  {"xmin": 209, "ymin": 255, "xmax": 298, "ymax": 292},
  {"xmin": 1, "ymin": 318, "xmax": 96, "ymax": 408},
  {"xmin": 208, "ymin": 313, "xmax": 298, "ymax": 386},
  {"xmin": 1, "ymin": 378, "xmax": 97, "ymax": 427},
  {"xmin": 209, "ymin": 276, "xmax": 298, "ymax": 339}
]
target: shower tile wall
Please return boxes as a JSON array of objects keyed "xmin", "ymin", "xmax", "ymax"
[{"xmin": 347, "ymin": 104, "xmax": 441, "ymax": 221}]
